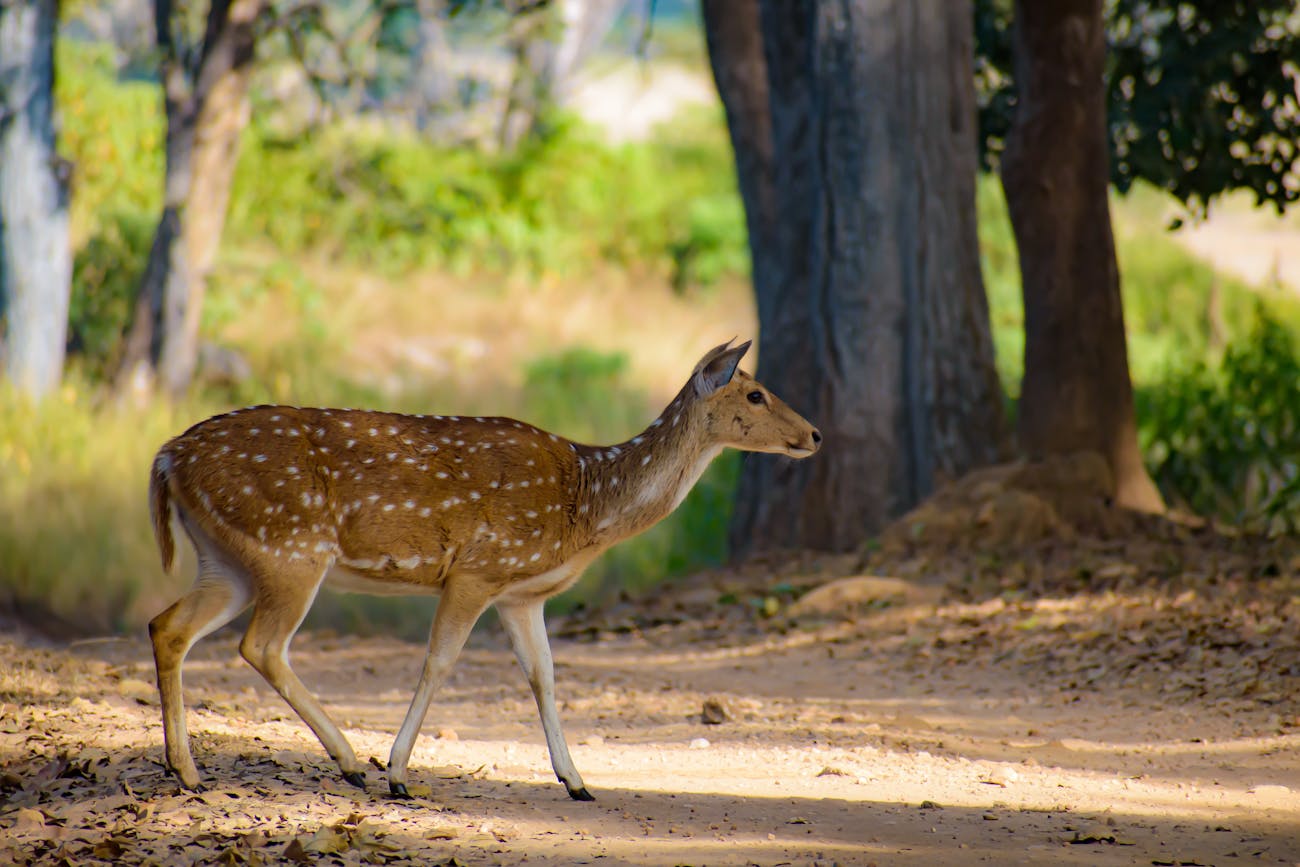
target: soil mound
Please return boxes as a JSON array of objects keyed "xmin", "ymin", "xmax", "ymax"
[{"xmin": 879, "ymin": 451, "xmax": 1129, "ymax": 555}]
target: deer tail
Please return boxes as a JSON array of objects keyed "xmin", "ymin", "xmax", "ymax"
[{"xmin": 150, "ymin": 451, "xmax": 177, "ymax": 575}]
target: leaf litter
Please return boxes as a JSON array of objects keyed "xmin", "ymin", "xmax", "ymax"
[{"xmin": 1, "ymin": 455, "xmax": 1298, "ymax": 864}]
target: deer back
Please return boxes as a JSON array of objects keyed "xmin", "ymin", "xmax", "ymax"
[{"xmin": 159, "ymin": 407, "xmax": 591, "ymax": 592}]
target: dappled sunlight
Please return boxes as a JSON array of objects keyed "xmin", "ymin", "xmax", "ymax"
[
  {"xmin": 3, "ymin": 5, "xmax": 1296, "ymax": 865},
  {"xmin": 3, "ymin": 683, "xmax": 1297, "ymax": 866},
  {"xmin": 4, "ymin": 601, "xmax": 1297, "ymax": 864}
]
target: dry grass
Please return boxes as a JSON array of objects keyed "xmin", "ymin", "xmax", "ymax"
[{"xmin": 229, "ymin": 249, "xmax": 759, "ymax": 406}]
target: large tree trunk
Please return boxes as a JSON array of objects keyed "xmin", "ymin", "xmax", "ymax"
[
  {"xmin": 0, "ymin": 0, "xmax": 71, "ymax": 400},
  {"xmin": 116, "ymin": 0, "xmax": 259, "ymax": 399},
  {"xmin": 1000, "ymin": 0, "xmax": 1164, "ymax": 513},
  {"xmin": 714, "ymin": 0, "xmax": 1008, "ymax": 556}
]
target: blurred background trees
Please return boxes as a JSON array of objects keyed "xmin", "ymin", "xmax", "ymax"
[
  {"xmin": 115, "ymin": 0, "xmax": 263, "ymax": 399},
  {"xmin": 0, "ymin": 0, "xmax": 1297, "ymax": 634}
]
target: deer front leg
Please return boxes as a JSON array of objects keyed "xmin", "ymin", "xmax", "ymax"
[
  {"xmin": 387, "ymin": 578, "xmax": 492, "ymax": 798},
  {"xmin": 497, "ymin": 598, "xmax": 591, "ymax": 801}
]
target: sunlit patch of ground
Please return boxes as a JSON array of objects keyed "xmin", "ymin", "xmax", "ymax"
[{"xmin": 2, "ymin": 572, "xmax": 1297, "ymax": 866}]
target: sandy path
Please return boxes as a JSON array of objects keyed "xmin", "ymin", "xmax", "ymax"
[{"xmin": 2, "ymin": 590, "xmax": 1298, "ymax": 866}]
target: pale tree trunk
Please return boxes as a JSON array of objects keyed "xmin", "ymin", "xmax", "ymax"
[
  {"xmin": 499, "ymin": 0, "xmax": 621, "ymax": 149},
  {"xmin": 1000, "ymin": 0, "xmax": 1164, "ymax": 513},
  {"xmin": 710, "ymin": 0, "xmax": 1008, "ymax": 555},
  {"xmin": 117, "ymin": 0, "xmax": 260, "ymax": 399},
  {"xmin": 412, "ymin": 0, "xmax": 454, "ymax": 135},
  {"xmin": 0, "ymin": 0, "xmax": 71, "ymax": 400},
  {"xmin": 551, "ymin": 0, "xmax": 620, "ymax": 89}
]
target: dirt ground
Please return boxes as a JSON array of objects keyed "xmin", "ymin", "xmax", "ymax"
[
  {"xmin": 4, "ymin": 459, "xmax": 1300, "ymax": 866},
  {"xmin": 2, "ymin": 569, "xmax": 1298, "ymax": 866}
]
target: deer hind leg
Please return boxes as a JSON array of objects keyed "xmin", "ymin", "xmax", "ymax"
[
  {"xmin": 387, "ymin": 576, "xmax": 493, "ymax": 797},
  {"xmin": 238, "ymin": 559, "xmax": 366, "ymax": 789},
  {"xmin": 150, "ymin": 551, "xmax": 252, "ymax": 789},
  {"xmin": 498, "ymin": 598, "xmax": 591, "ymax": 800}
]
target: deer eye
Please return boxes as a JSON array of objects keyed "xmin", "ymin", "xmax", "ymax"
[{"xmin": 747, "ymin": 390, "xmax": 765, "ymax": 405}]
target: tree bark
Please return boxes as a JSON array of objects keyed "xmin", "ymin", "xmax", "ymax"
[
  {"xmin": 0, "ymin": 0, "xmax": 71, "ymax": 400},
  {"xmin": 714, "ymin": 0, "xmax": 1008, "ymax": 556},
  {"xmin": 116, "ymin": 0, "xmax": 260, "ymax": 399},
  {"xmin": 1000, "ymin": 0, "xmax": 1164, "ymax": 513}
]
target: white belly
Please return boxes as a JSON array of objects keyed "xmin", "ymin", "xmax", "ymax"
[
  {"xmin": 323, "ymin": 564, "xmax": 441, "ymax": 597},
  {"xmin": 497, "ymin": 551, "xmax": 599, "ymax": 603}
]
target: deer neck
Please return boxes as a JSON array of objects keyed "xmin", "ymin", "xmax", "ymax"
[{"xmin": 576, "ymin": 392, "xmax": 719, "ymax": 545}]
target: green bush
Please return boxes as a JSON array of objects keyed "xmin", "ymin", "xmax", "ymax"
[
  {"xmin": 1139, "ymin": 310, "xmax": 1300, "ymax": 532},
  {"xmin": 57, "ymin": 42, "xmax": 163, "ymax": 234},
  {"xmin": 58, "ymin": 42, "xmax": 163, "ymax": 378},
  {"xmin": 519, "ymin": 347, "xmax": 645, "ymax": 441},
  {"xmin": 976, "ymin": 179, "xmax": 1300, "ymax": 395},
  {"xmin": 67, "ymin": 211, "xmax": 154, "ymax": 378},
  {"xmin": 228, "ymin": 109, "xmax": 744, "ymax": 285}
]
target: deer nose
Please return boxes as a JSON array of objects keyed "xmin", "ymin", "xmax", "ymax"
[{"xmin": 811, "ymin": 429, "xmax": 822, "ymax": 445}]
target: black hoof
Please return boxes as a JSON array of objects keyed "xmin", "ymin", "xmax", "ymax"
[
  {"xmin": 342, "ymin": 770, "xmax": 367, "ymax": 789},
  {"xmin": 169, "ymin": 767, "xmax": 205, "ymax": 792},
  {"xmin": 389, "ymin": 781, "xmax": 412, "ymax": 799},
  {"xmin": 567, "ymin": 785, "xmax": 596, "ymax": 802}
]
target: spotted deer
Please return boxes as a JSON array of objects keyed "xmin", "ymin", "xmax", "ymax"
[{"xmin": 147, "ymin": 339, "xmax": 820, "ymax": 800}]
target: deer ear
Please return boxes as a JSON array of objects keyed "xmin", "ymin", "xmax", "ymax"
[{"xmin": 693, "ymin": 339, "xmax": 751, "ymax": 396}]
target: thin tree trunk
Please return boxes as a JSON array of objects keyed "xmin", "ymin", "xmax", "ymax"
[
  {"xmin": 500, "ymin": 1, "xmax": 559, "ymax": 150},
  {"xmin": 116, "ymin": 0, "xmax": 260, "ymax": 399},
  {"xmin": 0, "ymin": 0, "xmax": 71, "ymax": 400},
  {"xmin": 412, "ymin": 0, "xmax": 454, "ymax": 135},
  {"xmin": 1000, "ymin": 0, "xmax": 1164, "ymax": 513},
  {"xmin": 551, "ymin": 0, "xmax": 620, "ymax": 95},
  {"xmin": 499, "ymin": 0, "xmax": 618, "ymax": 150},
  {"xmin": 720, "ymin": 0, "xmax": 1007, "ymax": 555}
]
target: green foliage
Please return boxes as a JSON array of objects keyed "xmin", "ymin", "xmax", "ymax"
[
  {"xmin": 976, "ymin": 0, "xmax": 1300, "ymax": 214},
  {"xmin": 66, "ymin": 212, "xmax": 154, "ymax": 378},
  {"xmin": 1139, "ymin": 311, "xmax": 1300, "ymax": 533},
  {"xmin": 227, "ymin": 108, "xmax": 742, "ymax": 284},
  {"xmin": 1105, "ymin": 0, "xmax": 1300, "ymax": 215},
  {"xmin": 58, "ymin": 42, "xmax": 163, "ymax": 376},
  {"xmin": 520, "ymin": 347, "xmax": 643, "ymax": 442},
  {"xmin": 976, "ymin": 178, "xmax": 1300, "ymax": 394},
  {"xmin": 56, "ymin": 41, "xmax": 162, "ymax": 233},
  {"xmin": 668, "ymin": 193, "xmax": 749, "ymax": 294},
  {"xmin": 974, "ymin": 178, "xmax": 1025, "ymax": 391}
]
